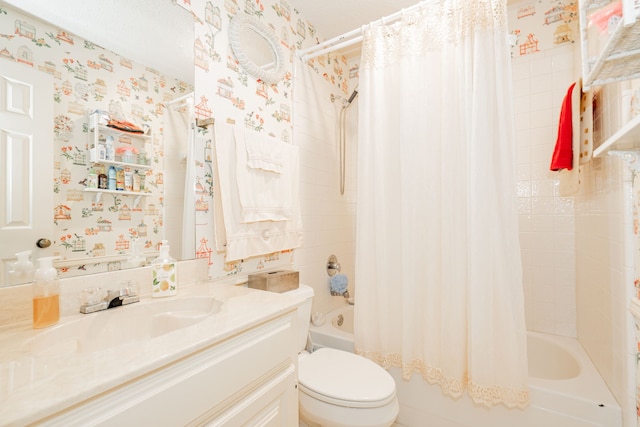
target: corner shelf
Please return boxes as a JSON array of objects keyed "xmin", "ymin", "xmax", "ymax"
[
  {"xmin": 580, "ymin": 0, "xmax": 640, "ymax": 89},
  {"xmin": 593, "ymin": 113, "xmax": 640, "ymax": 157}
]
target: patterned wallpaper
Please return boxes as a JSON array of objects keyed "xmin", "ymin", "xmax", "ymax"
[
  {"xmin": 0, "ymin": 5, "xmax": 191, "ymax": 278},
  {"xmin": 186, "ymin": 0, "xmax": 351, "ymax": 279},
  {"xmin": 0, "ymin": 0, "xmax": 576, "ymax": 282},
  {"xmin": 1, "ymin": 0, "xmax": 350, "ymax": 282},
  {"xmin": 508, "ymin": 0, "xmax": 578, "ymax": 57}
]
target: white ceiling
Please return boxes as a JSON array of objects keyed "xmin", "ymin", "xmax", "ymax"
[
  {"xmin": 288, "ymin": 0, "xmax": 422, "ymax": 39},
  {"xmin": 1, "ymin": 0, "xmax": 423, "ymax": 84},
  {"xmin": 1, "ymin": 0, "xmax": 194, "ymax": 84}
]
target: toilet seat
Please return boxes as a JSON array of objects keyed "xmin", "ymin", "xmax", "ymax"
[{"xmin": 298, "ymin": 348, "xmax": 396, "ymax": 408}]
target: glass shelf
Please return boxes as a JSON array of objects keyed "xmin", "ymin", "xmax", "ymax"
[
  {"xmin": 84, "ymin": 188, "xmax": 151, "ymax": 197},
  {"xmin": 89, "ymin": 159, "xmax": 151, "ymax": 170},
  {"xmin": 84, "ymin": 188, "xmax": 151, "ymax": 208}
]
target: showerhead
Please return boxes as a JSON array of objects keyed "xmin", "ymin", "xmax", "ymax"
[
  {"xmin": 330, "ymin": 85, "xmax": 359, "ymax": 108},
  {"xmin": 347, "ymin": 86, "xmax": 359, "ymax": 104}
]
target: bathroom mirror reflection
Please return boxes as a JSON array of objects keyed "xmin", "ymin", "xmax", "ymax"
[
  {"xmin": 240, "ymin": 27, "xmax": 277, "ymax": 69},
  {"xmin": 0, "ymin": 1, "xmax": 195, "ymax": 287}
]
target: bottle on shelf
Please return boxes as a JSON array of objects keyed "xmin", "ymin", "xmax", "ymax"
[
  {"xmin": 116, "ymin": 167, "xmax": 125, "ymax": 191},
  {"xmin": 108, "ymin": 166, "xmax": 116, "ymax": 190},
  {"xmin": 133, "ymin": 170, "xmax": 141, "ymax": 192},
  {"xmin": 87, "ymin": 167, "xmax": 98, "ymax": 189},
  {"xmin": 98, "ymin": 169, "xmax": 108, "ymax": 189},
  {"xmin": 105, "ymin": 135, "xmax": 115, "ymax": 161},
  {"xmin": 138, "ymin": 149, "xmax": 148, "ymax": 165},
  {"xmin": 124, "ymin": 170, "xmax": 133, "ymax": 191},
  {"xmin": 90, "ymin": 143, "xmax": 106, "ymax": 162}
]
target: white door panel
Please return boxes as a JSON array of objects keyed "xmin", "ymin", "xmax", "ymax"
[{"xmin": 0, "ymin": 60, "xmax": 54, "ymax": 286}]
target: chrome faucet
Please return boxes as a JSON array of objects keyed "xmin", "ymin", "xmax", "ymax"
[{"xmin": 80, "ymin": 286, "xmax": 140, "ymax": 314}]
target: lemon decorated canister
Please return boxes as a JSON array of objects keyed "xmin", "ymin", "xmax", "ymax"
[{"xmin": 151, "ymin": 240, "xmax": 177, "ymax": 297}]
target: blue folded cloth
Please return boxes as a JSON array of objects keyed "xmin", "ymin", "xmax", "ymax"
[{"xmin": 330, "ymin": 273, "xmax": 348, "ymax": 294}]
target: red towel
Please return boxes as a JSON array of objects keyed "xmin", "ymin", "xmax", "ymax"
[{"xmin": 550, "ymin": 82, "xmax": 576, "ymax": 171}]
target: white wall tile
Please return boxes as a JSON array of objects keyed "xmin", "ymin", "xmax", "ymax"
[
  {"xmin": 551, "ymin": 48, "xmax": 574, "ymax": 72},
  {"xmin": 530, "ymin": 91, "xmax": 553, "ymax": 112},
  {"xmin": 530, "ymin": 55, "xmax": 552, "ymax": 76},
  {"xmin": 294, "ymin": 66, "xmax": 357, "ymax": 316},
  {"xmin": 512, "ymin": 43, "xmax": 577, "ymax": 337}
]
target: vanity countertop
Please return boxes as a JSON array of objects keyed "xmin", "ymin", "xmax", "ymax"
[{"xmin": 0, "ymin": 282, "xmax": 299, "ymax": 426}]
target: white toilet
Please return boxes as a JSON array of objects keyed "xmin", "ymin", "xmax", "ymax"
[{"xmin": 286, "ymin": 285, "xmax": 399, "ymax": 427}]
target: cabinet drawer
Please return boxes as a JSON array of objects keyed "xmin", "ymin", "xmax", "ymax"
[{"xmin": 199, "ymin": 365, "xmax": 297, "ymax": 426}]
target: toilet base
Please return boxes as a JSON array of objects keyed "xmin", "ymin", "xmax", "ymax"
[{"xmin": 299, "ymin": 390, "xmax": 399, "ymax": 427}]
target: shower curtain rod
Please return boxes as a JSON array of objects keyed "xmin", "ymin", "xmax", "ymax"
[
  {"xmin": 165, "ymin": 92, "xmax": 194, "ymax": 106},
  {"xmin": 296, "ymin": 0, "xmax": 430, "ymax": 62}
]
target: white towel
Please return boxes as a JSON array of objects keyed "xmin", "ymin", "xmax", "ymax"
[
  {"xmin": 244, "ymin": 129, "xmax": 285, "ymax": 173},
  {"xmin": 214, "ymin": 124, "xmax": 303, "ymax": 261},
  {"xmin": 213, "ymin": 141, "xmax": 228, "ymax": 254},
  {"xmin": 236, "ymin": 129, "xmax": 295, "ymax": 223}
]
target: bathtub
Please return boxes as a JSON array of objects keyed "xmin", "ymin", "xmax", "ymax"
[{"xmin": 310, "ymin": 304, "xmax": 622, "ymax": 427}]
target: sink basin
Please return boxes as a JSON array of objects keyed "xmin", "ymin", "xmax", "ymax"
[{"xmin": 25, "ymin": 296, "xmax": 223, "ymax": 358}]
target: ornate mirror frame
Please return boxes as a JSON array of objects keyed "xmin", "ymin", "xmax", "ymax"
[{"xmin": 228, "ymin": 13, "xmax": 288, "ymax": 85}]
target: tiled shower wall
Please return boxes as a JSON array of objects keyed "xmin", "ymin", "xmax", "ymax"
[
  {"xmin": 575, "ymin": 151, "xmax": 631, "ymax": 424},
  {"xmin": 513, "ymin": 37, "xmax": 636, "ymax": 426},
  {"xmin": 512, "ymin": 43, "xmax": 578, "ymax": 337},
  {"xmin": 575, "ymin": 80, "xmax": 635, "ymax": 426},
  {"xmin": 510, "ymin": 1, "xmax": 635, "ymax": 423},
  {"xmin": 293, "ymin": 62, "xmax": 358, "ymax": 315}
]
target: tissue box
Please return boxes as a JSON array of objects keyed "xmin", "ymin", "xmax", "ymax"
[{"xmin": 248, "ymin": 270, "xmax": 299, "ymax": 293}]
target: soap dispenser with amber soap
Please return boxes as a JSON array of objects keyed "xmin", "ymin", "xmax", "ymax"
[
  {"xmin": 151, "ymin": 240, "xmax": 177, "ymax": 298},
  {"xmin": 33, "ymin": 256, "xmax": 60, "ymax": 329}
]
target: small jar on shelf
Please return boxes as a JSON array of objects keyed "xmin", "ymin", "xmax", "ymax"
[
  {"xmin": 137, "ymin": 149, "xmax": 148, "ymax": 165},
  {"xmin": 115, "ymin": 145, "xmax": 139, "ymax": 164},
  {"xmin": 89, "ymin": 143, "xmax": 106, "ymax": 162}
]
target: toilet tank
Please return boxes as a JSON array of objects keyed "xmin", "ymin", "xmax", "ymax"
[{"xmin": 282, "ymin": 284, "xmax": 314, "ymax": 351}]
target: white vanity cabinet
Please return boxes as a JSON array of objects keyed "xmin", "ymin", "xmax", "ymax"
[{"xmin": 38, "ymin": 311, "xmax": 298, "ymax": 426}]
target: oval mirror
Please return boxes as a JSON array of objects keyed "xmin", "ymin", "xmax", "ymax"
[{"xmin": 228, "ymin": 13, "xmax": 287, "ymax": 85}]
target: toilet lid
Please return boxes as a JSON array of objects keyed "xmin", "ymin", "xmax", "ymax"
[{"xmin": 298, "ymin": 348, "xmax": 396, "ymax": 408}]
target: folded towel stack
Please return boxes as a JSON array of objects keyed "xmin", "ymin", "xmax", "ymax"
[
  {"xmin": 236, "ymin": 128, "xmax": 296, "ymax": 223},
  {"xmin": 245, "ymin": 132, "xmax": 285, "ymax": 173},
  {"xmin": 330, "ymin": 273, "xmax": 349, "ymax": 296},
  {"xmin": 213, "ymin": 124, "xmax": 303, "ymax": 261}
]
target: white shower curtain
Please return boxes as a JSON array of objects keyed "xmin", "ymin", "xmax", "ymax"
[
  {"xmin": 164, "ymin": 96, "xmax": 196, "ymax": 260},
  {"xmin": 353, "ymin": 0, "xmax": 529, "ymax": 408}
]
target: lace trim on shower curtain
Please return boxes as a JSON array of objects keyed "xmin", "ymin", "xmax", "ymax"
[
  {"xmin": 356, "ymin": 349, "xmax": 530, "ymax": 409},
  {"xmin": 360, "ymin": 0, "xmax": 507, "ymax": 69}
]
